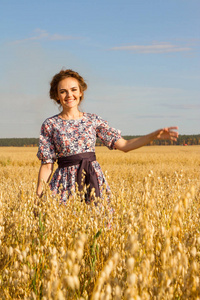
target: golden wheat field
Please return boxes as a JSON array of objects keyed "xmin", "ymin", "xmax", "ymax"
[{"xmin": 0, "ymin": 146, "xmax": 200, "ymax": 300}]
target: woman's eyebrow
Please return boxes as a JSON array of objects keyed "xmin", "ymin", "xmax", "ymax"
[{"xmin": 59, "ymin": 86, "xmax": 78, "ymax": 91}]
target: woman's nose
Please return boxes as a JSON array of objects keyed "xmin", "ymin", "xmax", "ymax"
[{"xmin": 66, "ymin": 90, "xmax": 72, "ymax": 98}]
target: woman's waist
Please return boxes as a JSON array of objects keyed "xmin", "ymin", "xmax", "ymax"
[{"xmin": 57, "ymin": 152, "xmax": 97, "ymax": 168}]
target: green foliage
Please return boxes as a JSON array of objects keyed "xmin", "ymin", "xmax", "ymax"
[{"xmin": 90, "ymin": 229, "xmax": 102, "ymax": 272}]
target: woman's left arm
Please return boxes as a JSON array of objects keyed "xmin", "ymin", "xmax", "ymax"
[{"xmin": 114, "ymin": 127, "xmax": 179, "ymax": 152}]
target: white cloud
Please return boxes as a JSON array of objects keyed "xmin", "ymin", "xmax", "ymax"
[
  {"xmin": 109, "ymin": 42, "xmax": 192, "ymax": 53},
  {"xmin": 12, "ymin": 29, "xmax": 81, "ymax": 44}
]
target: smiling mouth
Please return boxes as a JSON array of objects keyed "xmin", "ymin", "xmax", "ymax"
[{"xmin": 65, "ymin": 99, "xmax": 75, "ymax": 102}]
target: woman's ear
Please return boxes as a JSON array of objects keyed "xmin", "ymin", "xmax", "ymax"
[{"xmin": 56, "ymin": 94, "xmax": 60, "ymax": 103}]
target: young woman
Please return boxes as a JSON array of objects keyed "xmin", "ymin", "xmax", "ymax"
[{"xmin": 36, "ymin": 69, "xmax": 178, "ymax": 202}]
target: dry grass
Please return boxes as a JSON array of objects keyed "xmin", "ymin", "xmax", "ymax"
[{"xmin": 0, "ymin": 146, "xmax": 200, "ymax": 299}]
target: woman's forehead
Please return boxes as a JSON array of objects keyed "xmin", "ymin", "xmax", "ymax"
[{"xmin": 58, "ymin": 77, "xmax": 79, "ymax": 89}]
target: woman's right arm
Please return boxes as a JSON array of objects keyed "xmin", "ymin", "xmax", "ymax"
[{"xmin": 36, "ymin": 163, "xmax": 54, "ymax": 197}]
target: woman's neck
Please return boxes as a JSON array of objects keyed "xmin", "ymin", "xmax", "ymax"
[{"xmin": 59, "ymin": 108, "xmax": 83, "ymax": 120}]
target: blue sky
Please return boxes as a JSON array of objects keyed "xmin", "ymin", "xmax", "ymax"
[{"xmin": 0, "ymin": 0, "xmax": 199, "ymax": 137}]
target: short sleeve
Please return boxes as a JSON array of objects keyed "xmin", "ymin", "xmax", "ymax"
[
  {"xmin": 96, "ymin": 115, "xmax": 122, "ymax": 150},
  {"xmin": 37, "ymin": 119, "xmax": 57, "ymax": 164}
]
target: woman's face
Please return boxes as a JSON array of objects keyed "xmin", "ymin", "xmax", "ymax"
[{"xmin": 57, "ymin": 77, "xmax": 82, "ymax": 110}]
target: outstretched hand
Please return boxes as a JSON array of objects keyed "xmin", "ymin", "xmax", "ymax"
[{"xmin": 155, "ymin": 127, "xmax": 179, "ymax": 141}]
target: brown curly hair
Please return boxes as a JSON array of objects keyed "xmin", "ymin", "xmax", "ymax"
[{"xmin": 49, "ymin": 69, "xmax": 88, "ymax": 105}]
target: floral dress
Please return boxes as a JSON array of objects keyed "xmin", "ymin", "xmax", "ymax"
[{"xmin": 37, "ymin": 113, "xmax": 121, "ymax": 202}]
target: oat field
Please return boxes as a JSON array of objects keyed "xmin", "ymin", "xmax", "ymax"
[{"xmin": 0, "ymin": 146, "xmax": 200, "ymax": 300}]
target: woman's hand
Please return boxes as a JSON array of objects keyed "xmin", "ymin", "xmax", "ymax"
[
  {"xmin": 36, "ymin": 163, "xmax": 53, "ymax": 197},
  {"xmin": 154, "ymin": 127, "xmax": 179, "ymax": 141}
]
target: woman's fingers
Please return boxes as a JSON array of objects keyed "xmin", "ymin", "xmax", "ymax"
[
  {"xmin": 157, "ymin": 127, "xmax": 179, "ymax": 140},
  {"xmin": 168, "ymin": 126, "xmax": 179, "ymax": 130}
]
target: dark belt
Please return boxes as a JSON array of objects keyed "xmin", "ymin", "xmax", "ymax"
[{"xmin": 57, "ymin": 152, "xmax": 100, "ymax": 199}]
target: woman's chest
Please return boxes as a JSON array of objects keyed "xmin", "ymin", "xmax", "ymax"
[{"xmin": 52, "ymin": 121, "xmax": 96, "ymax": 154}]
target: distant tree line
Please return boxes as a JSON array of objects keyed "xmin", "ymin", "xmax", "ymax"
[
  {"xmin": 0, "ymin": 138, "xmax": 39, "ymax": 147},
  {"xmin": 0, "ymin": 135, "xmax": 199, "ymax": 147}
]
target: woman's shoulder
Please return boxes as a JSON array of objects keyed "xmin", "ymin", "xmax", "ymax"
[
  {"xmin": 40, "ymin": 115, "xmax": 60, "ymax": 131},
  {"xmin": 84, "ymin": 112, "xmax": 103, "ymax": 121},
  {"xmin": 42, "ymin": 114, "xmax": 59, "ymax": 125}
]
